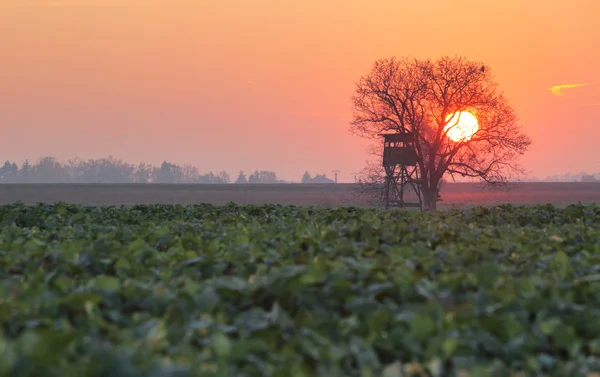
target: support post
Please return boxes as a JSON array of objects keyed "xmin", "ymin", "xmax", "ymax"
[{"xmin": 379, "ymin": 132, "xmax": 423, "ymax": 210}]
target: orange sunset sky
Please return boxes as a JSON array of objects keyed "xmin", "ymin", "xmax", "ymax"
[{"xmin": 1, "ymin": 0, "xmax": 599, "ymax": 182}]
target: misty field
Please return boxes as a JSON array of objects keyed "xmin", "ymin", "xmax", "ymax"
[{"xmin": 0, "ymin": 182, "xmax": 598, "ymax": 207}]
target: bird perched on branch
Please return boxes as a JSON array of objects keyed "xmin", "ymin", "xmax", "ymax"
[{"xmin": 480, "ymin": 66, "xmax": 485, "ymax": 72}]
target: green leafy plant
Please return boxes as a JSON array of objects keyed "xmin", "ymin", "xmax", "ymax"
[{"xmin": 0, "ymin": 202, "xmax": 599, "ymax": 376}]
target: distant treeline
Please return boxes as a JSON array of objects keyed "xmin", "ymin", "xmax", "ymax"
[
  {"xmin": 0, "ymin": 156, "xmax": 285, "ymax": 184},
  {"xmin": 4, "ymin": 156, "xmax": 594, "ymax": 184},
  {"xmin": 522, "ymin": 172, "xmax": 599, "ymax": 183}
]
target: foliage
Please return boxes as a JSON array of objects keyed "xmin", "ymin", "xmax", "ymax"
[{"xmin": 0, "ymin": 202, "xmax": 599, "ymax": 376}]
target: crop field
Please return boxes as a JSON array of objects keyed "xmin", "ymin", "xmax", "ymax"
[
  {"xmin": 1, "ymin": 202, "xmax": 600, "ymax": 376},
  {"xmin": 0, "ymin": 182, "xmax": 599, "ymax": 207}
]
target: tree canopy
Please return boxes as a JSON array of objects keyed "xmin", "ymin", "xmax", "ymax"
[{"xmin": 350, "ymin": 56, "xmax": 532, "ymax": 210}]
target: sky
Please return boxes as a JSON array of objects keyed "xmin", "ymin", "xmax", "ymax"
[{"xmin": 1, "ymin": 0, "xmax": 599, "ymax": 183}]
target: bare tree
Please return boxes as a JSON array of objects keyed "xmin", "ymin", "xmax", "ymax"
[
  {"xmin": 181, "ymin": 164, "xmax": 200, "ymax": 183},
  {"xmin": 350, "ymin": 56, "xmax": 532, "ymax": 211},
  {"xmin": 217, "ymin": 171, "xmax": 231, "ymax": 184},
  {"xmin": 133, "ymin": 162, "xmax": 154, "ymax": 183}
]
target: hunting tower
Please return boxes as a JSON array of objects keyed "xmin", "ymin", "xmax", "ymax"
[{"xmin": 379, "ymin": 131, "xmax": 423, "ymax": 210}]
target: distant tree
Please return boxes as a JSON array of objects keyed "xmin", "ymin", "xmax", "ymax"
[
  {"xmin": 67, "ymin": 156, "xmax": 134, "ymax": 183},
  {"xmin": 197, "ymin": 172, "xmax": 216, "ymax": 183},
  {"xmin": 581, "ymin": 174, "xmax": 598, "ymax": 182},
  {"xmin": 19, "ymin": 160, "xmax": 31, "ymax": 183},
  {"xmin": 30, "ymin": 156, "xmax": 70, "ymax": 183},
  {"xmin": 235, "ymin": 171, "xmax": 248, "ymax": 184},
  {"xmin": 216, "ymin": 171, "xmax": 231, "ymax": 184},
  {"xmin": 65, "ymin": 157, "xmax": 84, "ymax": 182},
  {"xmin": 0, "ymin": 161, "xmax": 19, "ymax": 183},
  {"xmin": 154, "ymin": 161, "xmax": 182, "ymax": 184},
  {"xmin": 301, "ymin": 171, "xmax": 312, "ymax": 183},
  {"xmin": 10, "ymin": 162, "xmax": 18, "ymax": 181},
  {"xmin": 248, "ymin": 170, "xmax": 261, "ymax": 184},
  {"xmin": 99, "ymin": 156, "xmax": 134, "ymax": 183},
  {"xmin": 351, "ymin": 56, "xmax": 532, "ymax": 210},
  {"xmin": 181, "ymin": 164, "xmax": 200, "ymax": 183},
  {"xmin": 133, "ymin": 162, "xmax": 153, "ymax": 183},
  {"xmin": 259, "ymin": 170, "xmax": 278, "ymax": 183}
]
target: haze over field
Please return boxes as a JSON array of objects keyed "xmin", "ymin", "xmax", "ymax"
[{"xmin": 1, "ymin": 0, "xmax": 599, "ymax": 182}]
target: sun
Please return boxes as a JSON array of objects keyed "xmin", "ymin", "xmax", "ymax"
[{"xmin": 444, "ymin": 111, "xmax": 479, "ymax": 142}]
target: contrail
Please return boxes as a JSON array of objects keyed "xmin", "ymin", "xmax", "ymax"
[
  {"xmin": 550, "ymin": 81, "xmax": 599, "ymax": 96},
  {"xmin": 550, "ymin": 83, "xmax": 588, "ymax": 96}
]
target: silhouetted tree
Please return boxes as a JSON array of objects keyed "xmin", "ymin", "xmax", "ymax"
[
  {"xmin": 10, "ymin": 162, "xmax": 18, "ymax": 181},
  {"xmin": 259, "ymin": 170, "xmax": 277, "ymax": 183},
  {"xmin": 30, "ymin": 157, "xmax": 70, "ymax": 183},
  {"xmin": 235, "ymin": 171, "xmax": 248, "ymax": 184},
  {"xmin": 582, "ymin": 174, "xmax": 598, "ymax": 182},
  {"xmin": 154, "ymin": 161, "xmax": 182, "ymax": 183},
  {"xmin": 301, "ymin": 171, "xmax": 312, "ymax": 183},
  {"xmin": 19, "ymin": 160, "xmax": 31, "ymax": 183},
  {"xmin": 351, "ymin": 56, "xmax": 532, "ymax": 210},
  {"xmin": 65, "ymin": 158, "xmax": 84, "ymax": 181},
  {"xmin": 67, "ymin": 156, "xmax": 134, "ymax": 183},
  {"xmin": 181, "ymin": 164, "xmax": 200, "ymax": 183},
  {"xmin": 133, "ymin": 162, "xmax": 153, "ymax": 183},
  {"xmin": 248, "ymin": 170, "xmax": 261, "ymax": 184},
  {"xmin": 0, "ymin": 161, "xmax": 19, "ymax": 182},
  {"xmin": 216, "ymin": 171, "xmax": 230, "ymax": 184},
  {"xmin": 197, "ymin": 172, "xmax": 216, "ymax": 183}
]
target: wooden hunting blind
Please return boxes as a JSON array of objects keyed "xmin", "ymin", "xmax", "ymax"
[
  {"xmin": 379, "ymin": 132, "xmax": 423, "ymax": 210},
  {"xmin": 381, "ymin": 132, "xmax": 418, "ymax": 167}
]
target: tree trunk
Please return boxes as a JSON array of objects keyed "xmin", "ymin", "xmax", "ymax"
[{"xmin": 422, "ymin": 178, "xmax": 440, "ymax": 211}]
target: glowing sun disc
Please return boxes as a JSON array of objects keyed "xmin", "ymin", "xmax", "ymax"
[{"xmin": 444, "ymin": 111, "xmax": 479, "ymax": 142}]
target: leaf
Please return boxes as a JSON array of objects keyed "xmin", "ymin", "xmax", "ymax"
[
  {"xmin": 410, "ymin": 315, "xmax": 435, "ymax": 341},
  {"xmin": 300, "ymin": 259, "xmax": 327, "ymax": 284},
  {"xmin": 127, "ymin": 237, "xmax": 146, "ymax": 252},
  {"xmin": 0, "ymin": 337, "xmax": 16, "ymax": 374},
  {"xmin": 180, "ymin": 257, "xmax": 204, "ymax": 267},
  {"xmin": 234, "ymin": 310, "xmax": 271, "ymax": 336},
  {"xmin": 540, "ymin": 318, "xmax": 562, "ymax": 336},
  {"xmin": 61, "ymin": 292, "xmax": 103, "ymax": 308},
  {"xmin": 212, "ymin": 332, "xmax": 232, "ymax": 358},
  {"xmin": 181, "ymin": 234, "xmax": 201, "ymax": 251},
  {"xmin": 208, "ymin": 238, "xmax": 221, "ymax": 253},
  {"xmin": 443, "ymin": 338, "xmax": 459, "ymax": 358},
  {"xmin": 554, "ymin": 251, "xmax": 568, "ymax": 266},
  {"xmin": 115, "ymin": 258, "xmax": 131, "ymax": 272},
  {"xmin": 91, "ymin": 275, "xmax": 120, "ymax": 291}
]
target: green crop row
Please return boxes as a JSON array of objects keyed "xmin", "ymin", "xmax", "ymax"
[{"xmin": 0, "ymin": 202, "xmax": 599, "ymax": 377}]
